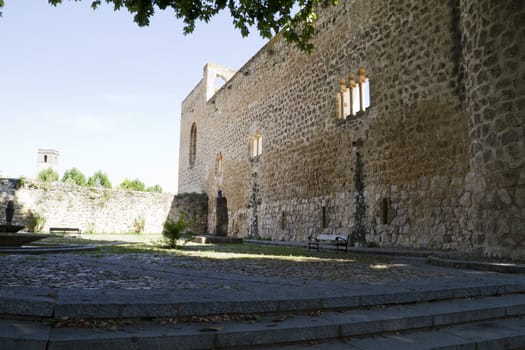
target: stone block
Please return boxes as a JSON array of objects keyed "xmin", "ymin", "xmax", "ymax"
[{"xmin": 216, "ymin": 320, "xmax": 338, "ymax": 348}]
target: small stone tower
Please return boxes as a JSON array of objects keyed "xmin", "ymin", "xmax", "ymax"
[{"xmin": 36, "ymin": 149, "xmax": 59, "ymax": 175}]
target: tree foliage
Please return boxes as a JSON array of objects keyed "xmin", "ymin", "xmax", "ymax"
[
  {"xmin": 87, "ymin": 170, "xmax": 112, "ymax": 188},
  {"xmin": 62, "ymin": 167, "xmax": 87, "ymax": 186},
  {"xmin": 120, "ymin": 178, "xmax": 146, "ymax": 191},
  {"xmin": 0, "ymin": 0, "xmax": 338, "ymax": 51},
  {"xmin": 37, "ymin": 168, "xmax": 59, "ymax": 183},
  {"xmin": 146, "ymin": 184, "xmax": 163, "ymax": 193}
]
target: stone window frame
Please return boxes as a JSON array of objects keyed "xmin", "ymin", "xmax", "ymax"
[
  {"xmin": 189, "ymin": 122, "xmax": 197, "ymax": 167},
  {"xmin": 215, "ymin": 152, "xmax": 223, "ymax": 175},
  {"xmin": 336, "ymin": 67, "xmax": 371, "ymax": 120},
  {"xmin": 249, "ymin": 131, "xmax": 263, "ymax": 160}
]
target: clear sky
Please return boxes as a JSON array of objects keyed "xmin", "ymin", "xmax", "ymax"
[{"xmin": 0, "ymin": 1, "xmax": 267, "ymax": 193}]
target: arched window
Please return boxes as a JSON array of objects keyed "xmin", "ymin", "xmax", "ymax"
[
  {"xmin": 336, "ymin": 67, "xmax": 371, "ymax": 120},
  {"xmin": 189, "ymin": 123, "xmax": 197, "ymax": 167},
  {"xmin": 215, "ymin": 152, "xmax": 223, "ymax": 175},
  {"xmin": 249, "ymin": 131, "xmax": 263, "ymax": 159}
]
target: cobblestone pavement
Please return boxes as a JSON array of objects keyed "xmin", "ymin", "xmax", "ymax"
[{"xmin": 0, "ymin": 249, "xmax": 462, "ymax": 290}]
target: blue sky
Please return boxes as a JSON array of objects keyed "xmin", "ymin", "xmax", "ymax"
[{"xmin": 0, "ymin": 1, "xmax": 267, "ymax": 193}]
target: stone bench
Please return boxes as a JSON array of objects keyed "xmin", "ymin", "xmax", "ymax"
[
  {"xmin": 49, "ymin": 227, "xmax": 82, "ymax": 235},
  {"xmin": 307, "ymin": 233, "xmax": 349, "ymax": 252}
]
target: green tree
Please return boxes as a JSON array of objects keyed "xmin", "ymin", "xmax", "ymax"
[
  {"xmin": 87, "ymin": 170, "xmax": 112, "ymax": 188},
  {"xmin": 120, "ymin": 178, "xmax": 146, "ymax": 191},
  {"xmin": 146, "ymin": 184, "xmax": 163, "ymax": 193},
  {"xmin": 0, "ymin": 0, "xmax": 338, "ymax": 52},
  {"xmin": 62, "ymin": 167, "xmax": 87, "ymax": 186},
  {"xmin": 37, "ymin": 168, "xmax": 59, "ymax": 182}
]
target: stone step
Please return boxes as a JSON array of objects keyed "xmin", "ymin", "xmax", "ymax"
[
  {"xmin": 2, "ymin": 294, "xmax": 525, "ymax": 350},
  {"xmin": 258, "ymin": 317, "xmax": 525, "ymax": 350},
  {"xmin": 3, "ymin": 280, "xmax": 524, "ymax": 320}
]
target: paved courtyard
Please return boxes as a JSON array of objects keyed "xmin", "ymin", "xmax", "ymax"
[{"xmin": 0, "ymin": 246, "xmax": 476, "ymax": 290}]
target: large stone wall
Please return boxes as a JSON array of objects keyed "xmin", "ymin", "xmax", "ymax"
[
  {"xmin": 460, "ymin": 0, "xmax": 525, "ymax": 258},
  {"xmin": 0, "ymin": 179, "xmax": 206, "ymax": 234},
  {"xmin": 178, "ymin": 0, "xmax": 524, "ymax": 258}
]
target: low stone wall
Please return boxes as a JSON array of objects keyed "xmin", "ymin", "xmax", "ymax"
[{"xmin": 0, "ymin": 178, "xmax": 205, "ymax": 234}]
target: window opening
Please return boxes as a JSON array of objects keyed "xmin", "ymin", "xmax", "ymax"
[
  {"xmin": 215, "ymin": 152, "xmax": 223, "ymax": 175},
  {"xmin": 189, "ymin": 123, "xmax": 197, "ymax": 167},
  {"xmin": 249, "ymin": 131, "xmax": 263, "ymax": 159},
  {"xmin": 382, "ymin": 198, "xmax": 389, "ymax": 225},
  {"xmin": 336, "ymin": 67, "xmax": 371, "ymax": 119}
]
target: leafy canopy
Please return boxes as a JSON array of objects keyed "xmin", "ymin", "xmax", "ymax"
[
  {"xmin": 120, "ymin": 178, "xmax": 146, "ymax": 191},
  {"xmin": 0, "ymin": 0, "xmax": 338, "ymax": 52},
  {"xmin": 87, "ymin": 170, "xmax": 112, "ymax": 188},
  {"xmin": 37, "ymin": 168, "xmax": 59, "ymax": 182},
  {"xmin": 62, "ymin": 167, "xmax": 87, "ymax": 186}
]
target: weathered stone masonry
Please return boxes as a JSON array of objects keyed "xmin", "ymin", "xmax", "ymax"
[
  {"xmin": 178, "ymin": 0, "xmax": 524, "ymax": 258},
  {"xmin": 0, "ymin": 179, "xmax": 208, "ymax": 234}
]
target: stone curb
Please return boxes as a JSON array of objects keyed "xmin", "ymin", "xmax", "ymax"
[
  {"xmin": 0, "ymin": 244, "xmax": 98, "ymax": 254},
  {"xmin": 428, "ymin": 256, "xmax": 525, "ymax": 274}
]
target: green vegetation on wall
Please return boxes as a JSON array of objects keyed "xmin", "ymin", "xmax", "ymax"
[
  {"xmin": 88, "ymin": 171, "xmax": 112, "ymax": 189},
  {"xmin": 37, "ymin": 168, "xmax": 59, "ymax": 183},
  {"xmin": 62, "ymin": 167, "xmax": 87, "ymax": 186},
  {"xmin": 120, "ymin": 178, "xmax": 145, "ymax": 192}
]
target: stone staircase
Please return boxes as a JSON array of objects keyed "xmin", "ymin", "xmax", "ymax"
[{"xmin": 2, "ymin": 282, "xmax": 525, "ymax": 349}]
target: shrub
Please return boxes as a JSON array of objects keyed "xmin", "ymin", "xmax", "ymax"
[
  {"xmin": 120, "ymin": 178, "xmax": 145, "ymax": 192},
  {"xmin": 27, "ymin": 211, "xmax": 46, "ymax": 232},
  {"xmin": 146, "ymin": 184, "xmax": 163, "ymax": 193},
  {"xmin": 133, "ymin": 217, "xmax": 145, "ymax": 234},
  {"xmin": 162, "ymin": 216, "xmax": 189, "ymax": 248},
  {"xmin": 62, "ymin": 167, "xmax": 87, "ymax": 186},
  {"xmin": 88, "ymin": 171, "xmax": 112, "ymax": 189},
  {"xmin": 37, "ymin": 168, "xmax": 59, "ymax": 183}
]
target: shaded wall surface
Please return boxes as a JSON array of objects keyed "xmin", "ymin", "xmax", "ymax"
[{"xmin": 178, "ymin": 0, "xmax": 524, "ymax": 258}]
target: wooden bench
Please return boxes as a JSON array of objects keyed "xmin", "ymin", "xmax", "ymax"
[
  {"xmin": 49, "ymin": 227, "xmax": 82, "ymax": 235},
  {"xmin": 308, "ymin": 234, "xmax": 349, "ymax": 252}
]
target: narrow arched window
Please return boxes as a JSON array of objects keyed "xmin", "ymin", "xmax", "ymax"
[
  {"xmin": 215, "ymin": 152, "xmax": 223, "ymax": 175},
  {"xmin": 189, "ymin": 123, "xmax": 197, "ymax": 167},
  {"xmin": 249, "ymin": 131, "xmax": 263, "ymax": 160}
]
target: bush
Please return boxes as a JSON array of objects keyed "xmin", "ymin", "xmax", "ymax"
[
  {"xmin": 162, "ymin": 216, "xmax": 190, "ymax": 248},
  {"xmin": 133, "ymin": 217, "xmax": 145, "ymax": 234},
  {"xmin": 88, "ymin": 171, "xmax": 112, "ymax": 188},
  {"xmin": 37, "ymin": 168, "xmax": 59, "ymax": 183},
  {"xmin": 62, "ymin": 167, "xmax": 87, "ymax": 186},
  {"xmin": 27, "ymin": 211, "xmax": 46, "ymax": 232}
]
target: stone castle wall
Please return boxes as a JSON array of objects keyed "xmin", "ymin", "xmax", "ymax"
[
  {"xmin": 0, "ymin": 179, "xmax": 207, "ymax": 234},
  {"xmin": 460, "ymin": 0, "xmax": 525, "ymax": 258},
  {"xmin": 178, "ymin": 0, "xmax": 524, "ymax": 258}
]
